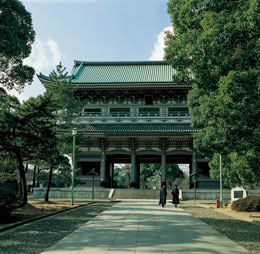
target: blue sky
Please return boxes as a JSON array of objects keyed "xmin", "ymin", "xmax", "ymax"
[{"xmin": 11, "ymin": 0, "xmax": 173, "ymax": 101}]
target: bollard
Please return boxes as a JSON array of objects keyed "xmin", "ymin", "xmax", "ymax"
[{"xmin": 216, "ymin": 199, "xmax": 220, "ymax": 208}]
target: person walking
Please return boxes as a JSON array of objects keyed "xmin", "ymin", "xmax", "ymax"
[
  {"xmin": 171, "ymin": 185, "xmax": 179, "ymax": 208},
  {"xmin": 159, "ymin": 184, "xmax": 167, "ymax": 207}
]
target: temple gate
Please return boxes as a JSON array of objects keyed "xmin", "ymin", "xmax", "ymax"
[{"xmin": 39, "ymin": 61, "xmax": 216, "ymax": 189}]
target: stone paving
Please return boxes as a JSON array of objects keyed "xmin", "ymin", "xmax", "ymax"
[{"xmin": 41, "ymin": 200, "xmax": 249, "ymax": 254}]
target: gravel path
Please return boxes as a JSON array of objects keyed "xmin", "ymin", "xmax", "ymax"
[
  {"xmin": 0, "ymin": 201, "xmax": 116, "ymax": 254},
  {"xmin": 181, "ymin": 204, "xmax": 260, "ymax": 254}
]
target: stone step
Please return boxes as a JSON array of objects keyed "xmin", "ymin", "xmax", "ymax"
[{"xmin": 113, "ymin": 189, "xmax": 167, "ymax": 200}]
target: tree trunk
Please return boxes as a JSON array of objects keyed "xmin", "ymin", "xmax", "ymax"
[
  {"xmin": 16, "ymin": 150, "xmax": 27, "ymax": 205},
  {"xmin": 25, "ymin": 163, "xmax": 28, "ymax": 174},
  {"xmin": 37, "ymin": 166, "xmax": 40, "ymax": 187},
  {"xmin": 45, "ymin": 166, "xmax": 53, "ymax": 202},
  {"xmin": 32, "ymin": 165, "xmax": 37, "ymax": 187},
  {"xmin": 19, "ymin": 175, "xmax": 23, "ymax": 195}
]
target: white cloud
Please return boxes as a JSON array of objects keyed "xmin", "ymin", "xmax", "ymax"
[
  {"xmin": 178, "ymin": 164, "xmax": 190, "ymax": 176},
  {"xmin": 8, "ymin": 38, "xmax": 66, "ymax": 102},
  {"xmin": 149, "ymin": 26, "xmax": 173, "ymax": 61},
  {"xmin": 24, "ymin": 38, "xmax": 64, "ymax": 72}
]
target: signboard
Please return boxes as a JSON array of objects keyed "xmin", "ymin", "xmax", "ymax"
[{"xmin": 231, "ymin": 187, "xmax": 247, "ymax": 202}]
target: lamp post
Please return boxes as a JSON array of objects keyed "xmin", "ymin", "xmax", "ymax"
[
  {"xmin": 71, "ymin": 128, "xmax": 77, "ymax": 206},
  {"xmin": 220, "ymin": 154, "xmax": 223, "ymax": 208}
]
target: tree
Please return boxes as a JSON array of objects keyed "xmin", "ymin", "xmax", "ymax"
[
  {"xmin": 165, "ymin": 0, "xmax": 260, "ymax": 187},
  {"xmin": 140, "ymin": 164, "xmax": 157, "ymax": 189},
  {"xmin": 44, "ymin": 153, "xmax": 70, "ymax": 202},
  {"xmin": 140, "ymin": 164, "xmax": 184, "ymax": 189},
  {"xmin": 38, "ymin": 63, "xmax": 84, "ymax": 200},
  {"xmin": 0, "ymin": 94, "xmax": 57, "ymax": 204},
  {"xmin": 0, "ymin": 0, "xmax": 35, "ymax": 91},
  {"xmin": 44, "ymin": 62, "xmax": 83, "ymax": 124},
  {"xmin": 113, "ymin": 165, "xmax": 130, "ymax": 188}
]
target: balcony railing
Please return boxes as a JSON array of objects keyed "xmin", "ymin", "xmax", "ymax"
[{"xmin": 79, "ymin": 112, "xmax": 191, "ymax": 123}]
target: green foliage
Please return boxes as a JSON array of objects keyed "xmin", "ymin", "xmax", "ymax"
[
  {"xmin": 231, "ymin": 196, "xmax": 260, "ymax": 212},
  {"xmin": 49, "ymin": 154, "xmax": 71, "ymax": 188},
  {"xmin": 140, "ymin": 164, "xmax": 159, "ymax": 189},
  {"xmin": 0, "ymin": 151, "xmax": 18, "ymax": 174},
  {"xmin": 113, "ymin": 165, "xmax": 130, "ymax": 188},
  {"xmin": 52, "ymin": 172, "xmax": 71, "ymax": 187},
  {"xmin": 45, "ymin": 62, "xmax": 83, "ymax": 124},
  {"xmin": 0, "ymin": 187, "xmax": 22, "ymax": 217},
  {"xmin": 36, "ymin": 171, "xmax": 49, "ymax": 186},
  {"xmin": 174, "ymin": 176, "xmax": 189, "ymax": 190},
  {"xmin": 166, "ymin": 0, "xmax": 260, "ymax": 187},
  {"xmin": 0, "ymin": 94, "xmax": 57, "ymax": 159},
  {"xmin": 0, "ymin": 93, "xmax": 57, "ymax": 203},
  {"xmin": 0, "ymin": 172, "xmax": 18, "ymax": 192},
  {"xmin": 167, "ymin": 164, "xmax": 184, "ymax": 183},
  {"xmin": 0, "ymin": 172, "xmax": 16, "ymax": 183},
  {"xmin": 0, "ymin": 88, "xmax": 20, "ymax": 112},
  {"xmin": 0, "ymin": 0, "xmax": 35, "ymax": 91},
  {"xmin": 140, "ymin": 164, "xmax": 184, "ymax": 189}
]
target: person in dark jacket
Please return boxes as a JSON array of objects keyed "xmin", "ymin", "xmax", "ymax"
[
  {"xmin": 159, "ymin": 184, "xmax": 167, "ymax": 207},
  {"xmin": 171, "ymin": 185, "xmax": 179, "ymax": 208}
]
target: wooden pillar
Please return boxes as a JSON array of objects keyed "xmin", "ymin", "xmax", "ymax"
[
  {"xmin": 100, "ymin": 151, "xmax": 106, "ymax": 182},
  {"xmin": 130, "ymin": 152, "xmax": 138, "ymax": 188},
  {"xmin": 100, "ymin": 138, "xmax": 108, "ymax": 187},
  {"xmin": 160, "ymin": 138, "xmax": 167, "ymax": 186},
  {"xmin": 110, "ymin": 163, "xmax": 114, "ymax": 188},
  {"xmin": 161, "ymin": 150, "xmax": 166, "ymax": 185},
  {"xmin": 136, "ymin": 161, "xmax": 140, "ymax": 189},
  {"xmin": 130, "ymin": 138, "xmax": 138, "ymax": 188}
]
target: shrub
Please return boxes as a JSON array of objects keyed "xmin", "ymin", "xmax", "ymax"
[
  {"xmin": 0, "ymin": 172, "xmax": 15, "ymax": 183},
  {"xmin": 231, "ymin": 196, "xmax": 260, "ymax": 212},
  {"xmin": 0, "ymin": 172, "xmax": 18, "ymax": 192},
  {"xmin": 0, "ymin": 187, "xmax": 23, "ymax": 218}
]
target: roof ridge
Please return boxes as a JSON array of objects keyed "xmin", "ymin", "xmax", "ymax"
[{"xmin": 73, "ymin": 60, "xmax": 168, "ymax": 66}]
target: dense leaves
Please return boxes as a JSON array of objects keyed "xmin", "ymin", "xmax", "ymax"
[
  {"xmin": 0, "ymin": 0, "xmax": 35, "ymax": 90},
  {"xmin": 45, "ymin": 62, "xmax": 83, "ymax": 124},
  {"xmin": 114, "ymin": 164, "xmax": 185, "ymax": 189},
  {"xmin": 0, "ymin": 187, "xmax": 22, "ymax": 217},
  {"xmin": 165, "ymin": 0, "xmax": 260, "ymax": 187},
  {"xmin": 0, "ymin": 94, "xmax": 57, "ymax": 203}
]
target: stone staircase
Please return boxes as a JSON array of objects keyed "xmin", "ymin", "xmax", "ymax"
[{"xmin": 112, "ymin": 188, "xmax": 169, "ymax": 200}]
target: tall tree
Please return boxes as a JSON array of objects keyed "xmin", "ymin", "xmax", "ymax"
[
  {"xmin": 44, "ymin": 62, "xmax": 83, "ymax": 123},
  {"xmin": 0, "ymin": 94, "xmax": 57, "ymax": 204},
  {"xmin": 0, "ymin": 0, "xmax": 35, "ymax": 91},
  {"xmin": 165, "ymin": 0, "xmax": 260, "ymax": 187}
]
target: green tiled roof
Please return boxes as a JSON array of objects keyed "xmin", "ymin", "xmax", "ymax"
[
  {"xmin": 38, "ymin": 61, "xmax": 178, "ymax": 85},
  {"xmin": 68, "ymin": 123, "xmax": 198, "ymax": 135}
]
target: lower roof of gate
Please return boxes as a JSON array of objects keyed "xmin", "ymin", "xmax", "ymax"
[{"xmin": 59, "ymin": 122, "xmax": 198, "ymax": 135}]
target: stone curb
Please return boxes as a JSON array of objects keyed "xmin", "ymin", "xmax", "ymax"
[{"xmin": 0, "ymin": 202, "xmax": 94, "ymax": 233}]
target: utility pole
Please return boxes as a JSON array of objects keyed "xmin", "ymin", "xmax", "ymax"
[{"xmin": 220, "ymin": 154, "xmax": 223, "ymax": 208}]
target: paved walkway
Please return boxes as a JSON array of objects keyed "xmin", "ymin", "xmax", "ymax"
[{"xmin": 41, "ymin": 200, "xmax": 249, "ymax": 254}]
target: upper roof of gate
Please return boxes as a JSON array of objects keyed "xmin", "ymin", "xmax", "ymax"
[{"xmin": 38, "ymin": 61, "xmax": 181, "ymax": 85}]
